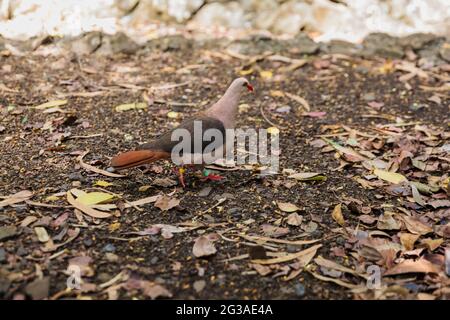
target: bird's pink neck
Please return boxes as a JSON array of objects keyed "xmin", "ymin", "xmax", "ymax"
[{"xmin": 207, "ymin": 87, "xmax": 241, "ymax": 128}]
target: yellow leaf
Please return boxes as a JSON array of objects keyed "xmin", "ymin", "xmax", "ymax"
[
  {"xmin": 108, "ymin": 222, "xmax": 121, "ymax": 232},
  {"xmin": 93, "ymin": 180, "xmax": 114, "ymax": 187},
  {"xmin": 34, "ymin": 100, "xmax": 67, "ymax": 110},
  {"xmin": 115, "ymin": 102, "xmax": 147, "ymax": 112},
  {"xmin": 239, "ymin": 68, "xmax": 253, "ymax": 76},
  {"xmin": 331, "ymin": 203, "xmax": 345, "ymax": 226},
  {"xmin": 267, "ymin": 127, "xmax": 280, "ymax": 135},
  {"xmin": 76, "ymin": 192, "xmax": 115, "ymax": 206},
  {"xmin": 34, "ymin": 227, "xmax": 50, "ymax": 243},
  {"xmin": 260, "ymin": 70, "xmax": 273, "ymax": 79},
  {"xmin": 66, "ymin": 191, "xmax": 111, "ymax": 219},
  {"xmin": 378, "ymin": 60, "xmax": 394, "ymax": 74},
  {"xmin": 238, "ymin": 103, "xmax": 250, "ymax": 113},
  {"xmin": 45, "ymin": 195, "xmax": 60, "ymax": 202},
  {"xmin": 374, "ymin": 169, "xmax": 407, "ymax": 184},
  {"xmin": 167, "ymin": 111, "xmax": 181, "ymax": 119},
  {"xmin": 139, "ymin": 185, "xmax": 151, "ymax": 192},
  {"xmin": 270, "ymin": 90, "xmax": 285, "ymax": 97},
  {"xmin": 442, "ymin": 177, "xmax": 449, "ymax": 191}
]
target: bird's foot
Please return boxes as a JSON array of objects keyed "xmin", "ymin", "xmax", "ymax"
[
  {"xmin": 200, "ymin": 169, "xmax": 224, "ymax": 182},
  {"xmin": 172, "ymin": 167, "xmax": 186, "ymax": 188}
]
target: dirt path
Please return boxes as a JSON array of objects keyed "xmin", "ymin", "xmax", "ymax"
[{"xmin": 0, "ymin": 39, "xmax": 449, "ymax": 300}]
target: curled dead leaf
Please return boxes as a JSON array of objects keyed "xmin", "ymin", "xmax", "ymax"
[
  {"xmin": 277, "ymin": 202, "xmax": 300, "ymax": 212},
  {"xmin": 286, "ymin": 212, "xmax": 303, "ymax": 226},
  {"xmin": 331, "ymin": 203, "xmax": 345, "ymax": 226},
  {"xmin": 193, "ymin": 236, "xmax": 217, "ymax": 258},
  {"xmin": 154, "ymin": 195, "xmax": 180, "ymax": 211},
  {"xmin": 384, "ymin": 258, "xmax": 440, "ymax": 276}
]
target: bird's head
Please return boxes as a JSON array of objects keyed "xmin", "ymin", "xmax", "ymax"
[{"xmin": 233, "ymin": 77, "xmax": 254, "ymax": 93}]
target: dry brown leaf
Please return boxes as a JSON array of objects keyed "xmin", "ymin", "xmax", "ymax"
[
  {"xmin": 193, "ymin": 236, "xmax": 217, "ymax": 258},
  {"xmin": 0, "ymin": 190, "xmax": 33, "ymax": 208},
  {"xmin": 78, "ymin": 151, "xmax": 126, "ymax": 178},
  {"xmin": 251, "ymin": 244, "xmax": 322, "ymax": 265},
  {"xmin": 420, "ymin": 238, "xmax": 443, "ymax": 251},
  {"xmin": 400, "ymin": 233, "xmax": 420, "ymax": 251},
  {"xmin": 250, "ymin": 263, "xmax": 272, "ymax": 276},
  {"xmin": 286, "ymin": 212, "xmax": 303, "ymax": 226},
  {"xmin": 154, "ymin": 195, "xmax": 180, "ymax": 211},
  {"xmin": 277, "ymin": 202, "xmax": 300, "ymax": 212},
  {"xmin": 402, "ymin": 216, "xmax": 433, "ymax": 235},
  {"xmin": 142, "ymin": 284, "xmax": 173, "ymax": 299},
  {"xmin": 314, "ymin": 256, "xmax": 368, "ymax": 279},
  {"xmin": 42, "ymin": 228, "xmax": 80, "ymax": 252},
  {"xmin": 283, "ymin": 244, "xmax": 320, "ymax": 281},
  {"xmin": 239, "ymin": 234, "xmax": 320, "ymax": 246},
  {"xmin": 308, "ymin": 271, "xmax": 360, "ymax": 289},
  {"xmin": 377, "ymin": 212, "xmax": 401, "ymax": 230},
  {"xmin": 384, "ymin": 258, "xmax": 440, "ymax": 276},
  {"xmin": 261, "ymin": 224, "xmax": 290, "ymax": 237},
  {"xmin": 284, "ymin": 92, "xmax": 310, "ymax": 112},
  {"xmin": 288, "ymin": 172, "xmax": 327, "ymax": 181},
  {"xmin": 91, "ymin": 195, "xmax": 159, "ymax": 210}
]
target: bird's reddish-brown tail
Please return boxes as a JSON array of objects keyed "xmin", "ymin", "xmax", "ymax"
[{"xmin": 110, "ymin": 150, "xmax": 169, "ymax": 170}]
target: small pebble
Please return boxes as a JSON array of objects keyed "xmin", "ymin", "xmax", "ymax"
[
  {"xmin": 0, "ymin": 248, "xmax": 6, "ymax": 263},
  {"xmin": 105, "ymin": 253, "xmax": 119, "ymax": 262},
  {"xmin": 276, "ymin": 105, "xmax": 291, "ymax": 113},
  {"xmin": 83, "ymin": 238, "xmax": 93, "ymax": 247},
  {"xmin": 404, "ymin": 283, "xmax": 420, "ymax": 293},
  {"xmin": 97, "ymin": 273, "xmax": 112, "ymax": 283},
  {"xmin": 198, "ymin": 187, "xmax": 212, "ymax": 197},
  {"xmin": 362, "ymin": 92, "xmax": 375, "ymax": 101},
  {"xmin": 227, "ymin": 207, "xmax": 241, "ymax": 216},
  {"xmin": 68, "ymin": 172, "xmax": 84, "ymax": 181},
  {"xmin": 409, "ymin": 103, "xmax": 427, "ymax": 111},
  {"xmin": 102, "ymin": 243, "xmax": 116, "ymax": 252},
  {"xmin": 16, "ymin": 246, "xmax": 28, "ymax": 256},
  {"xmin": 193, "ymin": 280, "xmax": 206, "ymax": 293},
  {"xmin": 150, "ymin": 256, "xmax": 159, "ymax": 265},
  {"xmin": 294, "ymin": 283, "xmax": 306, "ymax": 297},
  {"xmin": 249, "ymin": 246, "xmax": 267, "ymax": 259}
]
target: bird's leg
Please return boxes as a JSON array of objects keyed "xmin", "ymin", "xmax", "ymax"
[
  {"xmin": 171, "ymin": 167, "xmax": 186, "ymax": 188},
  {"xmin": 200, "ymin": 168, "xmax": 224, "ymax": 182}
]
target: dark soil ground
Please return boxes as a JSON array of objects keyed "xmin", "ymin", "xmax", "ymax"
[{"xmin": 0, "ymin": 40, "xmax": 449, "ymax": 300}]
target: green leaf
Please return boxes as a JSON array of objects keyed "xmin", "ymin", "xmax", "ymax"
[
  {"xmin": 322, "ymin": 138, "xmax": 367, "ymax": 161},
  {"xmin": 288, "ymin": 172, "xmax": 327, "ymax": 181},
  {"xmin": 374, "ymin": 169, "xmax": 407, "ymax": 184},
  {"xmin": 76, "ymin": 192, "xmax": 115, "ymax": 205},
  {"xmin": 93, "ymin": 180, "xmax": 114, "ymax": 187},
  {"xmin": 412, "ymin": 159, "xmax": 426, "ymax": 171},
  {"xmin": 411, "ymin": 181, "xmax": 438, "ymax": 194}
]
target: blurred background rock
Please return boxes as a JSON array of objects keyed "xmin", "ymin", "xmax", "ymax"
[{"xmin": 0, "ymin": 0, "xmax": 449, "ymax": 42}]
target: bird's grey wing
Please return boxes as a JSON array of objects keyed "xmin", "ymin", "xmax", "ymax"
[{"xmin": 138, "ymin": 116, "xmax": 226, "ymax": 154}]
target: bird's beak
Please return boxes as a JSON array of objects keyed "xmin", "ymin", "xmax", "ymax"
[{"xmin": 246, "ymin": 83, "xmax": 254, "ymax": 92}]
